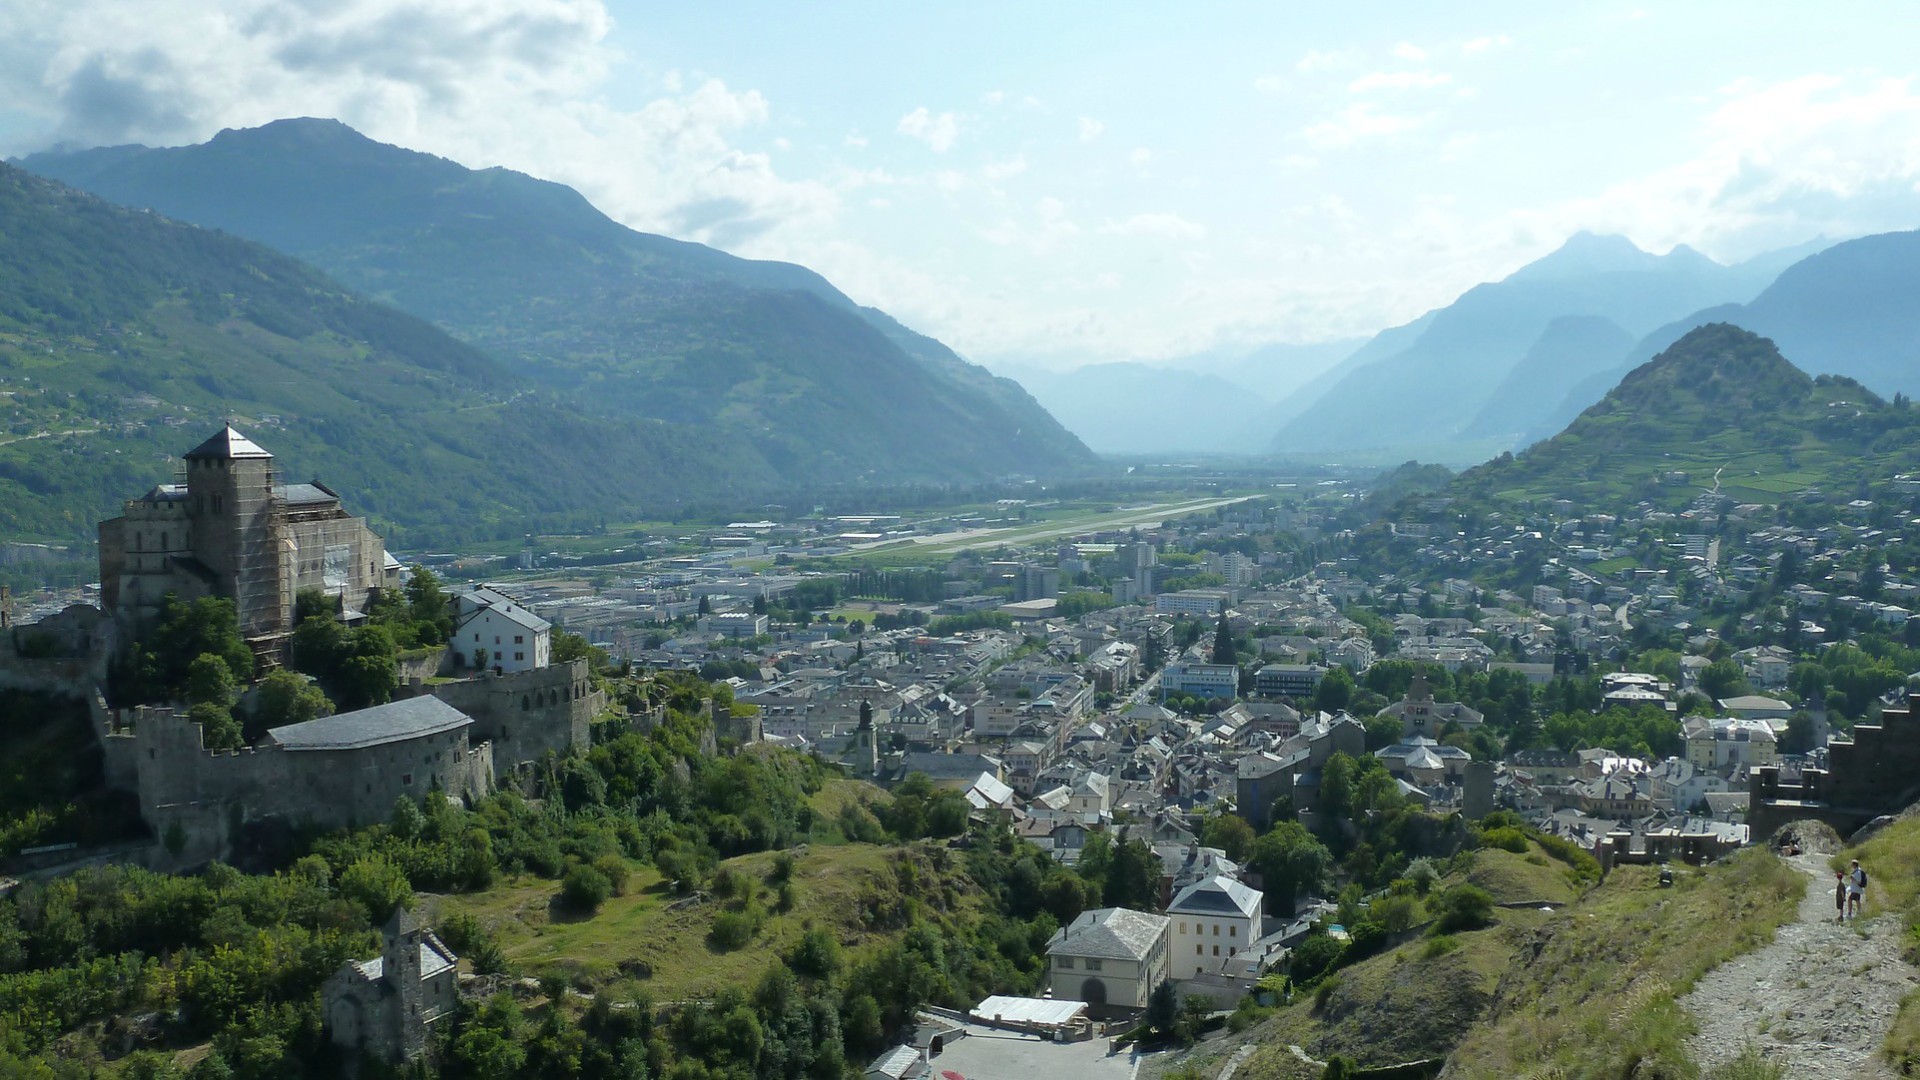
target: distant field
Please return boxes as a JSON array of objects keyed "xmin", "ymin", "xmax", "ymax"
[{"xmin": 836, "ymin": 493, "xmax": 1260, "ymax": 565}]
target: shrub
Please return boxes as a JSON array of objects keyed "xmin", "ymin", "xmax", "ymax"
[
  {"xmin": 562, "ymin": 864, "xmax": 613, "ymax": 912},
  {"xmin": 1421, "ymin": 935, "xmax": 1460, "ymax": 960},
  {"xmin": 592, "ymin": 854, "xmax": 631, "ymax": 896},
  {"xmin": 1480, "ymin": 826, "xmax": 1529, "ymax": 854},
  {"xmin": 1431, "ymin": 883, "xmax": 1495, "ymax": 933},
  {"xmin": 714, "ymin": 903, "xmax": 756, "ymax": 945}
]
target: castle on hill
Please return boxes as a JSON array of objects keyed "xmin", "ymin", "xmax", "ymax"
[{"xmin": 97, "ymin": 425, "xmax": 398, "ymax": 662}]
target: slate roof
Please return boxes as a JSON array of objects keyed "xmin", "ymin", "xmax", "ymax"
[
  {"xmin": 353, "ymin": 933, "xmax": 458, "ymax": 983},
  {"xmin": 276, "ymin": 482, "xmax": 339, "ymax": 506},
  {"xmin": 183, "ymin": 425, "xmax": 271, "ymax": 460},
  {"xmin": 269, "ymin": 695, "xmax": 472, "ymax": 751},
  {"xmin": 1168, "ymin": 874, "xmax": 1262, "ymax": 918},
  {"xmin": 1047, "ymin": 907, "xmax": 1169, "ymax": 962},
  {"xmin": 458, "ymin": 587, "xmax": 552, "ymax": 633}
]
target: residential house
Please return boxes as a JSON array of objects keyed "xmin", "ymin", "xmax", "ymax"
[
  {"xmin": 1168, "ymin": 875, "xmax": 1264, "ymax": 980},
  {"xmin": 1046, "ymin": 908, "xmax": 1172, "ymax": 1012}
]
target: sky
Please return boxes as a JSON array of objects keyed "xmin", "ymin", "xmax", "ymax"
[{"xmin": 1, "ymin": 1, "xmax": 1918, "ymax": 373}]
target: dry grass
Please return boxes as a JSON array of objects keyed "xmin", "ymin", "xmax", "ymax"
[{"xmin": 1840, "ymin": 815, "xmax": 1920, "ymax": 1072}]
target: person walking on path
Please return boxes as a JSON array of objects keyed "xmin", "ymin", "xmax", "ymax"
[
  {"xmin": 1837, "ymin": 870, "xmax": 1850, "ymax": 922},
  {"xmin": 1849, "ymin": 859, "xmax": 1869, "ymax": 919}
]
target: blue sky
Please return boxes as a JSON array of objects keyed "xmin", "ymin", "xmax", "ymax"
[{"xmin": 2, "ymin": 1, "xmax": 1918, "ymax": 371}]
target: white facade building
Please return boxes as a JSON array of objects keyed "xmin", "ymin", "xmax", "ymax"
[
  {"xmin": 453, "ymin": 587, "xmax": 552, "ymax": 672},
  {"xmin": 1168, "ymin": 875, "xmax": 1263, "ymax": 980}
]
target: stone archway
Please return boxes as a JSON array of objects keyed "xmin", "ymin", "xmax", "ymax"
[{"xmin": 1079, "ymin": 977, "xmax": 1108, "ymax": 1007}]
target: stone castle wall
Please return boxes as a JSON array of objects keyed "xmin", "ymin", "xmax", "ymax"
[
  {"xmin": 126, "ymin": 705, "xmax": 493, "ymax": 861},
  {"xmin": 419, "ymin": 659, "xmax": 600, "ymax": 776},
  {"xmin": 1750, "ymin": 692, "xmax": 1920, "ymax": 839}
]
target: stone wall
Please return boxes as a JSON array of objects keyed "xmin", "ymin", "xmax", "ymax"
[
  {"xmin": 126, "ymin": 704, "xmax": 492, "ymax": 861},
  {"xmin": 419, "ymin": 659, "xmax": 599, "ymax": 776},
  {"xmin": 0, "ymin": 606, "xmax": 113, "ymax": 698},
  {"xmin": 1750, "ymin": 692, "xmax": 1920, "ymax": 838}
]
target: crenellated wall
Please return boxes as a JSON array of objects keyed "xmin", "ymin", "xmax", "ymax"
[{"xmin": 1750, "ymin": 692, "xmax": 1920, "ymax": 838}]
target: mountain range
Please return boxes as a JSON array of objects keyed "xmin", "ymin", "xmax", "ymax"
[
  {"xmin": 1266, "ymin": 232, "xmax": 1819, "ymax": 462},
  {"xmin": 13, "ymin": 119, "xmax": 1096, "ymax": 517}
]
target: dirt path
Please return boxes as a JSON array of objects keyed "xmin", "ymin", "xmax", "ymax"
[{"xmin": 1684, "ymin": 854, "xmax": 1916, "ymax": 1078}]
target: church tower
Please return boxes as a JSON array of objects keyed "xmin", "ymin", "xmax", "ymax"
[{"xmin": 380, "ymin": 906, "xmax": 427, "ymax": 1059}]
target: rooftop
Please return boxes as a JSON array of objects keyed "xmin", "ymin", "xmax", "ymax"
[
  {"xmin": 268, "ymin": 695, "xmax": 473, "ymax": 751},
  {"xmin": 1168, "ymin": 874, "xmax": 1262, "ymax": 918},
  {"xmin": 183, "ymin": 425, "xmax": 272, "ymax": 461},
  {"xmin": 1048, "ymin": 907, "xmax": 1169, "ymax": 961}
]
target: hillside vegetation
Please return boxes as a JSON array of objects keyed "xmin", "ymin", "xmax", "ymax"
[
  {"xmin": 1448, "ymin": 323, "xmax": 1920, "ymax": 512},
  {"xmin": 0, "ymin": 162, "xmax": 774, "ymax": 547},
  {"xmin": 18, "ymin": 119, "xmax": 1096, "ymax": 502}
]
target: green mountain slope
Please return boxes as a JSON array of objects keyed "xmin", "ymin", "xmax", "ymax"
[
  {"xmin": 0, "ymin": 162, "xmax": 774, "ymax": 546},
  {"xmin": 18, "ymin": 118, "xmax": 1094, "ymax": 481},
  {"xmin": 1449, "ymin": 323, "xmax": 1920, "ymax": 510}
]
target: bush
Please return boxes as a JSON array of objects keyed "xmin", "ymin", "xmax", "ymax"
[
  {"xmin": 1288, "ymin": 932, "xmax": 1345, "ymax": 983},
  {"xmin": 562, "ymin": 864, "xmax": 613, "ymax": 912},
  {"xmin": 592, "ymin": 854, "xmax": 631, "ymax": 896},
  {"xmin": 709, "ymin": 908, "xmax": 762, "ymax": 951},
  {"xmin": 1480, "ymin": 826, "xmax": 1529, "ymax": 854},
  {"xmin": 1431, "ymin": 883, "xmax": 1495, "ymax": 933},
  {"xmin": 1421, "ymin": 935, "xmax": 1460, "ymax": 960}
]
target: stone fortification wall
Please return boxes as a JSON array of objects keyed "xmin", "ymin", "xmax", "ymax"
[
  {"xmin": 127, "ymin": 705, "xmax": 492, "ymax": 861},
  {"xmin": 1751, "ymin": 692, "xmax": 1920, "ymax": 839},
  {"xmin": 421, "ymin": 660, "xmax": 599, "ymax": 775},
  {"xmin": 0, "ymin": 606, "xmax": 113, "ymax": 698}
]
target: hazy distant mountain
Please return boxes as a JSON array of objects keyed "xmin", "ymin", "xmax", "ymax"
[
  {"xmin": 19, "ymin": 118, "xmax": 1096, "ymax": 486},
  {"xmin": 1266, "ymin": 233, "xmax": 1800, "ymax": 458},
  {"xmin": 1002, "ymin": 338, "xmax": 1363, "ymax": 454},
  {"xmin": 1007, "ymin": 362, "xmax": 1270, "ymax": 454},
  {"xmin": 1449, "ymin": 323, "xmax": 1920, "ymax": 511},
  {"xmin": 1461, "ymin": 315, "xmax": 1636, "ymax": 439}
]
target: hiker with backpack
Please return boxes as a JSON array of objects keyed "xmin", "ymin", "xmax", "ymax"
[{"xmin": 1848, "ymin": 859, "xmax": 1868, "ymax": 919}]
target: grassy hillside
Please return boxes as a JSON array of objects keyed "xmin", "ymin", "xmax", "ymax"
[
  {"xmin": 20, "ymin": 119, "xmax": 1097, "ymax": 489},
  {"xmin": 1163, "ymin": 844, "xmax": 1801, "ymax": 1079},
  {"xmin": 425, "ymin": 841, "xmax": 977, "ymax": 1003},
  {"xmin": 1448, "ymin": 323, "xmax": 1920, "ymax": 512}
]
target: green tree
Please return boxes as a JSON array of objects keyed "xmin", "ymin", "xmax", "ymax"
[
  {"xmin": 186, "ymin": 653, "xmax": 239, "ymax": 707},
  {"xmin": 1213, "ymin": 613, "xmax": 1237, "ymax": 666},
  {"xmin": 1103, "ymin": 838, "xmax": 1160, "ymax": 909},
  {"xmin": 188, "ymin": 701, "xmax": 242, "ymax": 750},
  {"xmin": 1699, "ymin": 659, "xmax": 1750, "ymax": 701},
  {"xmin": 1250, "ymin": 822, "xmax": 1332, "ymax": 915},
  {"xmin": 1314, "ymin": 667, "xmax": 1355, "ymax": 713},
  {"xmin": 404, "ymin": 567, "xmax": 454, "ymax": 643},
  {"xmin": 1201, "ymin": 813, "xmax": 1256, "ymax": 863},
  {"xmin": 248, "ymin": 669, "xmax": 330, "ymax": 733}
]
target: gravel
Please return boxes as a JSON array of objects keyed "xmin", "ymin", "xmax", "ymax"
[{"xmin": 1683, "ymin": 854, "xmax": 1916, "ymax": 1079}]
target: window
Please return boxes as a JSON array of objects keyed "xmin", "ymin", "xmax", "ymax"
[
  {"xmin": 1212, "ymin": 925, "xmax": 1219, "ymax": 936},
  {"xmin": 1178, "ymin": 922, "xmax": 1185, "ymax": 934},
  {"xmin": 1195, "ymin": 945, "xmax": 1202, "ymax": 955},
  {"xmin": 1230, "ymin": 926, "xmax": 1238, "ymax": 938},
  {"xmin": 515, "ymin": 635, "xmax": 524, "ymax": 644},
  {"xmin": 1057, "ymin": 956, "xmax": 1073, "ymax": 969},
  {"xmin": 516, "ymin": 652, "xmax": 525, "ymax": 661},
  {"xmin": 494, "ymin": 636, "xmax": 501, "ymax": 645},
  {"xmin": 1084, "ymin": 959, "xmax": 1102, "ymax": 972},
  {"xmin": 403, "ymin": 773, "xmax": 413, "ymax": 785},
  {"xmin": 1212, "ymin": 945, "xmax": 1219, "ymax": 956}
]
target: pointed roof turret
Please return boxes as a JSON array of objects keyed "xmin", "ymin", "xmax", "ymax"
[{"xmin": 183, "ymin": 425, "xmax": 272, "ymax": 461}]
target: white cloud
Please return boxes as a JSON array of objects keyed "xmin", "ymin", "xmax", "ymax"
[
  {"xmin": 1078, "ymin": 115, "xmax": 1104, "ymax": 142},
  {"xmin": 1097, "ymin": 212, "xmax": 1207, "ymax": 240},
  {"xmin": 1348, "ymin": 70, "xmax": 1452, "ymax": 94},
  {"xmin": 1129, "ymin": 146, "xmax": 1153, "ymax": 167},
  {"xmin": 1393, "ymin": 42, "xmax": 1428, "ymax": 62},
  {"xmin": 897, "ymin": 105, "xmax": 959, "ymax": 152},
  {"xmin": 1301, "ymin": 103, "xmax": 1425, "ymax": 149},
  {"xmin": 981, "ymin": 195, "xmax": 1080, "ymax": 254},
  {"xmin": 843, "ymin": 131, "xmax": 868, "ymax": 148},
  {"xmin": 1295, "ymin": 49, "xmax": 1351, "ymax": 73},
  {"xmin": 982, "ymin": 154, "xmax": 1028, "ymax": 181},
  {"xmin": 981, "ymin": 89, "xmax": 1005, "ymax": 105},
  {"xmin": 1461, "ymin": 34, "xmax": 1513, "ymax": 55}
]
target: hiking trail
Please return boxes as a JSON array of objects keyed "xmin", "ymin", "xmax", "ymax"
[{"xmin": 1683, "ymin": 853, "xmax": 1916, "ymax": 1078}]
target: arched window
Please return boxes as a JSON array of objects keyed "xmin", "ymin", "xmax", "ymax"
[{"xmin": 521, "ymin": 696, "xmax": 530, "ymax": 711}]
